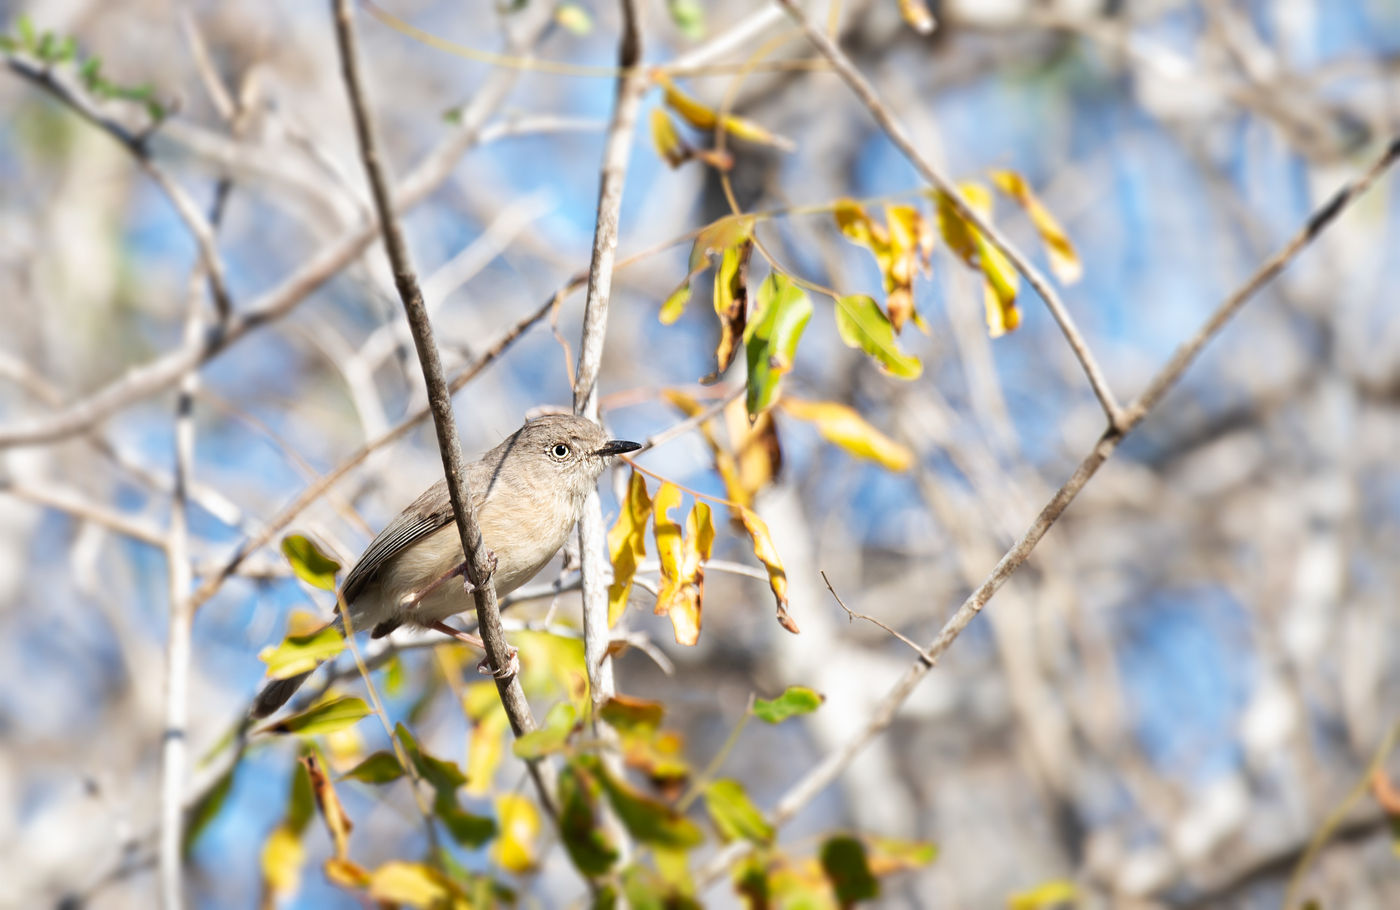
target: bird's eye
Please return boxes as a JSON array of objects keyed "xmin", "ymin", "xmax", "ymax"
[{"xmin": 551, "ymin": 443, "xmax": 571, "ymax": 459}]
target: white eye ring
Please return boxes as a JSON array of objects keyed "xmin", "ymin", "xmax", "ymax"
[{"xmin": 551, "ymin": 443, "xmax": 571, "ymax": 459}]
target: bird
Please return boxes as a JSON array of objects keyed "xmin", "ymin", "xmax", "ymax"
[{"xmin": 251, "ymin": 413, "xmax": 641, "ymax": 718}]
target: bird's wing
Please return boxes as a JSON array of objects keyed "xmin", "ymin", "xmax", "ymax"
[{"xmin": 340, "ymin": 479, "xmax": 456, "ymax": 605}]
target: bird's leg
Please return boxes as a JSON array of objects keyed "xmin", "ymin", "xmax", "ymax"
[
  {"xmin": 428, "ymin": 620, "xmax": 519, "ymax": 680},
  {"xmin": 400, "ymin": 560, "xmax": 473, "ymax": 610}
]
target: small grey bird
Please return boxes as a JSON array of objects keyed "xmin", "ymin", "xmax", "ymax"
[{"xmin": 252, "ymin": 414, "xmax": 641, "ymax": 718}]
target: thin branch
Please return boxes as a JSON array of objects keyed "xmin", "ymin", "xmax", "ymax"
[
  {"xmin": 697, "ymin": 133, "xmax": 1400, "ymax": 888},
  {"xmin": 572, "ymin": 0, "xmax": 647, "ymax": 716},
  {"xmin": 773, "ymin": 0, "xmax": 1124, "ymax": 429},
  {"xmin": 820, "ymin": 571, "xmax": 932, "ymax": 665},
  {"xmin": 0, "ymin": 481, "xmax": 167, "ymax": 548},
  {"xmin": 331, "ymin": 0, "xmax": 555, "ymax": 823}
]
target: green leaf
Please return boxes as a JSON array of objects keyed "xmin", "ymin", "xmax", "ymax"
[
  {"xmin": 341, "ymin": 751, "xmax": 405, "ymax": 785},
  {"xmin": 286, "ymin": 757, "xmax": 315, "ymax": 834},
  {"xmin": 833, "ymin": 294, "xmax": 922, "ymax": 379},
  {"xmin": 1007, "ymin": 879, "xmax": 1078, "ymax": 909},
  {"xmin": 183, "ymin": 765, "xmax": 235, "ymax": 855},
  {"xmin": 600, "ymin": 695, "xmax": 665, "ymax": 734},
  {"xmin": 258, "ymin": 625, "xmax": 343, "ymax": 680},
  {"xmin": 17, "ymin": 15, "xmax": 36, "ymax": 51},
  {"xmin": 79, "ymin": 56, "xmax": 102, "ymax": 89},
  {"xmin": 744, "ymin": 272, "xmax": 812, "ymax": 415},
  {"xmin": 560, "ymin": 761, "xmax": 620, "ymax": 877},
  {"xmin": 667, "ymin": 0, "xmax": 706, "ymax": 39},
  {"xmin": 513, "ymin": 701, "xmax": 578, "ymax": 760},
  {"xmin": 820, "ymin": 836, "xmax": 879, "ymax": 905},
  {"xmin": 281, "ymin": 534, "xmax": 341, "ymax": 590},
  {"xmin": 266, "ymin": 696, "xmax": 370, "ymax": 737},
  {"xmin": 752, "ymin": 686, "xmax": 824, "ymax": 724},
  {"xmin": 583, "ymin": 756, "xmax": 705, "ymax": 850},
  {"xmin": 396, "ymin": 723, "xmax": 467, "ymax": 794},
  {"xmin": 703, "ymin": 779, "xmax": 773, "ymax": 844},
  {"xmin": 435, "ymin": 796, "xmax": 497, "ymax": 847}
]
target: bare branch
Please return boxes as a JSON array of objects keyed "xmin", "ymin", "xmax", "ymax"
[
  {"xmin": 820, "ymin": 571, "xmax": 932, "ymax": 665},
  {"xmin": 572, "ymin": 0, "xmax": 647, "ymax": 715},
  {"xmin": 330, "ymin": 0, "xmax": 555, "ymax": 822},
  {"xmin": 773, "ymin": 0, "xmax": 1124, "ymax": 429}
]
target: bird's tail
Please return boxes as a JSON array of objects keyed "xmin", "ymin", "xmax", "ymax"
[{"xmin": 249, "ymin": 616, "xmax": 345, "ymax": 719}]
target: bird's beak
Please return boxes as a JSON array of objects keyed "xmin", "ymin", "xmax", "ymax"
[{"xmin": 594, "ymin": 439, "xmax": 642, "ymax": 457}]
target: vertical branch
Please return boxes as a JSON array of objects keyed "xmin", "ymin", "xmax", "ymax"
[
  {"xmin": 329, "ymin": 0, "xmax": 557, "ymax": 815},
  {"xmin": 572, "ymin": 0, "xmax": 647, "ymax": 713}
]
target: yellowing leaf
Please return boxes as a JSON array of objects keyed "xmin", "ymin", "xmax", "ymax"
[
  {"xmin": 656, "ymin": 501, "xmax": 714, "ymax": 646},
  {"xmin": 600, "ymin": 694, "xmax": 666, "ymax": 733},
  {"xmin": 707, "ymin": 237, "xmax": 753, "ymax": 382},
  {"xmin": 821, "ymin": 836, "xmax": 880, "ymax": 904},
  {"xmin": 583, "ymin": 755, "xmax": 705, "ymax": 849},
  {"xmin": 936, "ymin": 184, "xmax": 1021, "ymax": 337},
  {"xmin": 704, "ymin": 779, "xmax": 773, "ymax": 844},
  {"xmin": 1007, "ymin": 879, "xmax": 1079, "ymax": 910},
  {"xmin": 463, "ymin": 682, "xmax": 509, "ymax": 796},
  {"xmin": 833, "ymin": 200, "xmax": 932, "ymax": 332},
  {"xmin": 494, "ymin": 793, "xmax": 543, "ymax": 874},
  {"xmin": 866, "ymin": 836, "xmax": 938, "ymax": 875},
  {"xmin": 651, "ymin": 108, "xmax": 688, "ymax": 168},
  {"xmin": 834, "ymin": 294, "xmax": 922, "ymax": 379},
  {"xmin": 724, "ymin": 397, "xmax": 782, "ymax": 501},
  {"xmin": 368, "ymin": 861, "xmax": 453, "ymax": 907},
  {"xmin": 744, "ymin": 272, "xmax": 812, "ymax": 415},
  {"xmin": 258, "ymin": 624, "xmax": 343, "ymax": 681},
  {"xmin": 778, "ymin": 398, "xmax": 913, "ymax": 471},
  {"xmin": 737, "ymin": 507, "xmax": 799, "ymax": 634},
  {"xmin": 281, "ymin": 534, "xmax": 340, "ymax": 591},
  {"xmin": 513, "ymin": 701, "xmax": 579, "ymax": 759},
  {"xmin": 608, "ymin": 469, "xmax": 652, "ymax": 626},
  {"xmin": 660, "ymin": 215, "xmax": 754, "ymax": 324},
  {"xmin": 990, "ymin": 169, "xmax": 1081, "ymax": 284},
  {"xmin": 266, "ymin": 696, "xmax": 370, "ymax": 737},
  {"xmin": 752, "ymin": 686, "xmax": 824, "ymax": 723},
  {"xmin": 260, "ymin": 825, "xmax": 304, "ymax": 897},
  {"xmin": 323, "ymin": 857, "xmax": 370, "ymax": 889},
  {"xmin": 657, "ymin": 73, "xmax": 795, "ymax": 152},
  {"xmin": 555, "ymin": 2, "xmax": 593, "ymax": 35},
  {"xmin": 301, "ymin": 753, "xmax": 353, "ymax": 859}
]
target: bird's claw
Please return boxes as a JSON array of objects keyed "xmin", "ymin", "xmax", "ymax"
[
  {"xmin": 477, "ymin": 646, "xmax": 519, "ymax": 681},
  {"xmin": 485, "ymin": 549, "xmax": 499, "ymax": 577}
]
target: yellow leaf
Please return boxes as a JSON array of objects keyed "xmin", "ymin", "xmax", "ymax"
[
  {"xmin": 650, "ymin": 108, "xmax": 688, "ymax": 168},
  {"xmin": 323, "ymin": 857, "xmax": 370, "ymax": 889},
  {"xmin": 652, "ymin": 482, "xmax": 684, "ymax": 594},
  {"xmin": 260, "ymin": 825, "xmax": 304, "ymax": 897},
  {"xmin": 463, "ymin": 682, "xmax": 509, "ymax": 796},
  {"xmin": 724, "ymin": 397, "xmax": 782, "ymax": 501},
  {"xmin": 990, "ymin": 169, "xmax": 1082, "ymax": 284},
  {"xmin": 658, "ymin": 74, "xmax": 794, "ymax": 151},
  {"xmin": 1007, "ymin": 879, "xmax": 1079, "ymax": 910},
  {"xmin": 607, "ymin": 469, "xmax": 652, "ymax": 625},
  {"xmin": 737, "ymin": 507, "xmax": 799, "ymax": 634},
  {"xmin": 898, "ymin": 0, "xmax": 937, "ymax": 33},
  {"xmin": 493, "ymin": 793, "xmax": 543, "ymax": 874},
  {"xmin": 937, "ymin": 183, "xmax": 1020, "ymax": 337},
  {"xmin": 708, "ymin": 237, "xmax": 753, "ymax": 381},
  {"xmin": 368, "ymin": 861, "xmax": 453, "ymax": 907},
  {"xmin": 660, "ymin": 215, "xmax": 754, "ymax": 324},
  {"xmin": 834, "ymin": 197, "xmax": 884, "ymax": 249},
  {"xmin": 778, "ymin": 398, "xmax": 913, "ymax": 472},
  {"xmin": 301, "ymin": 753, "xmax": 352, "ymax": 859},
  {"xmin": 555, "ymin": 2, "xmax": 593, "ymax": 35}
]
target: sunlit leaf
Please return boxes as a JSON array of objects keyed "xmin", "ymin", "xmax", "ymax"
[
  {"xmin": 737, "ymin": 507, "xmax": 800, "ymax": 634},
  {"xmin": 752, "ymin": 686, "xmax": 824, "ymax": 724},
  {"xmin": 821, "ymin": 836, "xmax": 879, "ymax": 904},
  {"xmin": 493, "ymin": 793, "xmax": 542, "ymax": 874},
  {"xmin": 660, "ymin": 215, "xmax": 754, "ymax": 324},
  {"xmin": 990, "ymin": 169, "xmax": 1081, "ymax": 284},
  {"xmin": 281, "ymin": 534, "xmax": 341, "ymax": 591},
  {"xmin": 778, "ymin": 398, "xmax": 914, "ymax": 472},
  {"xmin": 463, "ymin": 682, "xmax": 510, "ymax": 796},
  {"xmin": 659, "ymin": 501, "xmax": 713, "ymax": 646},
  {"xmin": 600, "ymin": 694, "xmax": 666, "ymax": 734},
  {"xmin": 608, "ymin": 469, "xmax": 653, "ymax": 625},
  {"xmin": 560, "ymin": 760, "xmax": 620, "ymax": 876},
  {"xmin": 340, "ymin": 751, "xmax": 404, "ymax": 785},
  {"xmin": 706, "ymin": 237, "xmax": 753, "ymax": 382},
  {"xmin": 653, "ymin": 482, "xmax": 684, "ymax": 592},
  {"xmin": 323, "ymin": 857, "xmax": 370, "ymax": 889},
  {"xmin": 258, "ymin": 624, "xmax": 343, "ymax": 681},
  {"xmin": 301, "ymin": 753, "xmax": 353, "ymax": 859},
  {"xmin": 583, "ymin": 755, "xmax": 705, "ymax": 850},
  {"xmin": 266, "ymin": 696, "xmax": 370, "ymax": 737},
  {"xmin": 866, "ymin": 835, "xmax": 938, "ymax": 875},
  {"xmin": 396, "ymin": 723, "xmax": 466, "ymax": 793},
  {"xmin": 724, "ymin": 398, "xmax": 783, "ymax": 502},
  {"xmin": 936, "ymin": 184, "xmax": 1020, "ymax": 337},
  {"xmin": 555, "ymin": 2, "xmax": 593, "ymax": 34},
  {"xmin": 658, "ymin": 74, "xmax": 795, "ymax": 152},
  {"xmin": 1007, "ymin": 879, "xmax": 1078, "ymax": 909},
  {"xmin": 733, "ymin": 853, "xmax": 772, "ymax": 908},
  {"xmin": 744, "ymin": 272, "xmax": 812, "ymax": 415},
  {"xmin": 261, "ymin": 825, "xmax": 304, "ymax": 899},
  {"xmin": 898, "ymin": 0, "xmax": 937, "ymax": 34},
  {"xmin": 513, "ymin": 701, "xmax": 579, "ymax": 759},
  {"xmin": 515, "ymin": 630, "xmax": 590, "ymax": 709},
  {"xmin": 651, "ymin": 108, "xmax": 689, "ymax": 169},
  {"xmin": 369, "ymin": 861, "xmax": 454, "ymax": 907},
  {"xmin": 704, "ymin": 779, "xmax": 773, "ymax": 844},
  {"xmin": 833, "ymin": 200, "xmax": 931, "ymax": 333},
  {"xmin": 833, "ymin": 294, "xmax": 922, "ymax": 379}
]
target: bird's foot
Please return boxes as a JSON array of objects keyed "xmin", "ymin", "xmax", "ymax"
[{"xmin": 478, "ymin": 646, "xmax": 519, "ymax": 681}]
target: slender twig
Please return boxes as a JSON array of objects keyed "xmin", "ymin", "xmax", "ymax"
[
  {"xmin": 330, "ymin": 0, "xmax": 556, "ymax": 822},
  {"xmin": 0, "ymin": 482, "xmax": 168, "ymax": 548},
  {"xmin": 572, "ymin": 0, "xmax": 647, "ymax": 716},
  {"xmin": 820, "ymin": 571, "xmax": 932, "ymax": 665},
  {"xmin": 773, "ymin": 0, "xmax": 1124, "ymax": 429},
  {"xmin": 696, "ymin": 134, "xmax": 1400, "ymax": 888}
]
